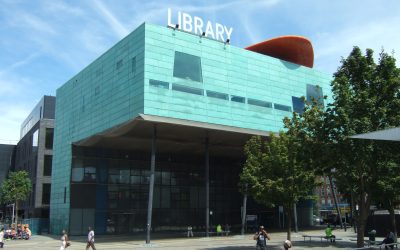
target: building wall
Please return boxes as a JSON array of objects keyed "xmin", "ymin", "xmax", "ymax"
[
  {"xmin": 143, "ymin": 24, "xmax": 331, "ymax": 132},
  {"xmin": 15, "ymin": 117, "xmax": 54, "ymax": 218},
  {"xmin": 50, "ymin": 24, "xmax": 145, "ymax": 233},
  {"xmin": 51, "ymin": 23, "xmax": 332, "ymax": 233}
]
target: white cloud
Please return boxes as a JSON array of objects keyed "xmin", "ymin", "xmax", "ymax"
[
  {"xmin": 313, "ymin": 16, "xmax": 400, "ymax": 73},
  {"xmin": 91, "ymin": 0, "xmax": 129, "ymax": 38}
]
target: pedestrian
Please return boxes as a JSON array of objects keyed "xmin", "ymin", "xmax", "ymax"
[
  {"xmin": 253, "ymin": 225, "xmax": 270, "ymax": 250},
  {"xmin": 283, "ymin": 240, "xmax": 292, "ymax": 250},
  {"xmin": 86, "ymin": 226, "xmax": 96, "ymax": 250},
  {"xmin": 187, "ymin": 225, "xmax": 193, "ymax": 237},
  {"xmin": 380, "ymin": 229, "xmax": 395, "ymax": 250},
  {"xmin": 0, "ymin": 228, "xmax": 4, "ymax": 248},
  {"xmin": 325, "ymin": 224, "xmax": 336, "ymax": 242},
  {"xmin": 225, "ymin": 224, "xmax": 230, "ymax": 236},
  {"xmin": 59, "ymin": 230, "xmax": 69, "ymax": 250},
  {"xmin": 216, "ymin": 224, "xmax": 223, "ymax": 236}
]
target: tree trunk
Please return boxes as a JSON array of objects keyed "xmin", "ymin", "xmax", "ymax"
[
  {"xmin": 286, "ymin": 206, "xmax": 292, "ymax": 240},
  {"xmin": 388, "ymin": 206, "xmax": 397, "ymax": 242},
  {"xmin": 356, "ymin": 191, "xmax": 371, "ymax": 247}
]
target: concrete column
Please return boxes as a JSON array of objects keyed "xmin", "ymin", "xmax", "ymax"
[{"xmin": 205, "ymin": 137, "xmax": 210, "ymax": 237}]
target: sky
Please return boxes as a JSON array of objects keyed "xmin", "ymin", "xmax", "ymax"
[{"xmin": 0, "ymin": 0, "xmax": 400, "ymax": 143}]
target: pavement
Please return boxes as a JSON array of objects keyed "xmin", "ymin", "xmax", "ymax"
[{"xmin": 0, "ymin": 228, "xmax": 385, "ymax": 250}]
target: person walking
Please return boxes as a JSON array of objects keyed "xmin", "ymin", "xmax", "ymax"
[
  {"xmin": 187, "ymin": 226, "xmax": 193, "ymax": 237},
  {"xmin": 253, "ymin": 225, "xmax": 270, "ymax": 250},
  {"xmin": 0, "ymin": 228, "xmax": 4, "ymax": 248},
  {"xmin": 59, "ymin": 230, "xmax": 69, "ymax": 250},
  {"xmin": 86, "ymin": 227, "xmax": 96, "ymax": 250}
]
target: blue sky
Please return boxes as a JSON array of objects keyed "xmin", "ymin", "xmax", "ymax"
[{"xmin": 1, "ymin": 0, "xmax": 400, "ymax": 143}]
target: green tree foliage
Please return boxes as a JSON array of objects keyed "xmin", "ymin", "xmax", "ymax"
[
  {"xmin": 240, "ymin": 131, "xmax": 319, "ymax": 240},
  {"xmin": 323, "ymin": 47, "xmax": 400, "ymax": 247},
  {"xmin": 0, "ymin": 171, "xmax": 32, "ymax": 224}
]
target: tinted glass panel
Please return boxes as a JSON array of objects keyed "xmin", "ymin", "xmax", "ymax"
[
  {"xmin": 292, "ymin": 96, "xmax": 305, "ymax": 114},
  {"xmin": 173, "ymin": 51, "xmax": 203, "ymax": 82},
  {"xmin": 206, "ymin": 90, "xmax": 229, "ymax": 100},
  {"xmin": 149, "ymin": 79, "xmax": 169, "ymax": 89},
  {"xmin": 231, "ymin": 95, "xmax": 245, "ymax": 103},
  {"xmin": 274, "ymin": 103, "xmax": 292, "ymax": 112},
  {"xmin": 172, "ymin": 84, "xmax": 203, "ymax": 96},
  {"xmin": 44, "ymin": 155, "xmax": 52, "ymax": 176},
  {"xmin": 248, "ymin": 98, "xmax": 272, "ymax": 108},
  {"xmin": 307, "ymin": 84, "xmax": 324, "ymax": 106}
]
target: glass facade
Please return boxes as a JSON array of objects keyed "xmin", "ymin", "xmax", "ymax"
[{"xmin": 69, "ymin": 146, "xmax": 242, "ymax": 235}]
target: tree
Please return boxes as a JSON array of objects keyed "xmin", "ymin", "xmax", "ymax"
[
  {"xmin": 326, "ymin": 47, "xmax": 400, "ymax": 247},
  {"xmin": 0, "ymin": 171, "xmax": 32, "ymax": 224},
  {"xmin": 240, "ymin": 130, "xmax": 319, "ymax": 240}
]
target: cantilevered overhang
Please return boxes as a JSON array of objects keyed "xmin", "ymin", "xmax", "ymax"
[
  {"xmin": 74, "ymin": 114, "xmax": 272, "ymax": 156},
  {"xmin": 349, "ymin": 127, "xmax": 400, "ymax": 141},
  {"xmin": 246, "ymin": 36, "xmax": 314, "ymax": 68}
]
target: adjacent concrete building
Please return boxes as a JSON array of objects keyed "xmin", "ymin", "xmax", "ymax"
[{"xmin": 15, "ymin": 95, "xmax": 55, "ymax": 219}]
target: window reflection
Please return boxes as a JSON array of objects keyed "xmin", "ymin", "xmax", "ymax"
[{"xmin": 173, "ymin": 51, "xmax": 203, "ymax": 82}]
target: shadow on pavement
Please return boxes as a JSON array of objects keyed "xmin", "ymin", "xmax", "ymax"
[
  {"xmin": 200, "ymin": 247, "xmax": 282, "ymax": 250},
  {"xmin": 291, "ymin": 240, "xmax": 357, "ymax": 248}
]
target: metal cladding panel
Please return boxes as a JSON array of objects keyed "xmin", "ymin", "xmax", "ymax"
[
  {"xmin": 143, "ymin": 23, "xmax": 332, "ymax": 134},
  {"xmin": 50, "ymin": 24, "xmax": 146, "ymax": 234}
]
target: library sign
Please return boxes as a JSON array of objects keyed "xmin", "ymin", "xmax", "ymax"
[{"xmin": 168, "ymin": 8, "xmax": 233, "ymax": 42}]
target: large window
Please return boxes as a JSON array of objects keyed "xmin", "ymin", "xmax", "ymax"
[
  {"xmin": 43, "ymin": 155, "xmax": 52, "ymax": 176},
  {"xmin": 173, "ymin": 52, "xmax": 203, "ymax": 82},
  {"xmin": 45, "ymin": 128, "xmax": 54, "ymax": 149},
  {"xmin": 306, "ymin": 84, "xmax": 324, "ymax": 106},
  {"xmin": 42, "ymin": 183, "xmax": 51, "ymax": 205}
]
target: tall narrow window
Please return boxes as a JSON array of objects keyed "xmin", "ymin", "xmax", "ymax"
[
  {"xmin": 131, "ymin": 57, "xmax": 137, "ymax": 76},
  {"xmin": 173, "ymin": 52, "xmax": 203, "ymax": 82},
  {"xmin": 45, "ymin": 128, "xmax": 54, "ymax": 149},
  {"xmin": 43, "ymin": 155, "xmax": 52, "ymax": 176},
  {"xmin": 42, "ymin": 183, "xmax": 51, "ymax": 205}
]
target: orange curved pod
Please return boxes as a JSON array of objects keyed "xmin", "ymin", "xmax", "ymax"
[{"xmin": 245, "ymin": 36, "xmax": 314, "ymax": 68}]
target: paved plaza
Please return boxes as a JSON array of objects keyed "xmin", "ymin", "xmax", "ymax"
[{"xmin": 0, "ymin": 228, "xmax": 385, "ymax": 250}]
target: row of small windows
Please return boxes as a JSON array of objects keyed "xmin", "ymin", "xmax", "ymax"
[{"xmin": 149, "ymin": 79, "xmax": 292, "ymax": 112}]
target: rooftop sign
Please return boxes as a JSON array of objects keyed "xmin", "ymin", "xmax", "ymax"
[{"xmin": 167, "ymin": 8, "xmax": 233, "ymax": 43}]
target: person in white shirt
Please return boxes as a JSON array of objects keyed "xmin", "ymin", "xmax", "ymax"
[
  {"xmin": 86, "ymin": 227, "xmax": 96, "ymax": 250},
  {"xmin": 0, "ymin": 228, "xmax": 4, "ymax": 248}
]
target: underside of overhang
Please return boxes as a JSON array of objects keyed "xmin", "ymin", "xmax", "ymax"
[{"xmin": 73, "ymin": 114, "xmax": 272, "ymax": 157}]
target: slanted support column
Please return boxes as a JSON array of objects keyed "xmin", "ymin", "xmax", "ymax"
[
  {"xmin": 205, "ymin": 137, "xmax": 210, "ymax": 237},
  {"xmin": 241, "ymin": 184, "xmax": 248, "ymax": 235},
  {"xmin": 146, "ymin": 125, "xmax": 157, "ymax": 244}
]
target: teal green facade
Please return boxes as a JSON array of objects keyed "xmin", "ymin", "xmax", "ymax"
[{"xmin": 50, "ymin": 23, "xmax": 331, "ymax": 234}]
